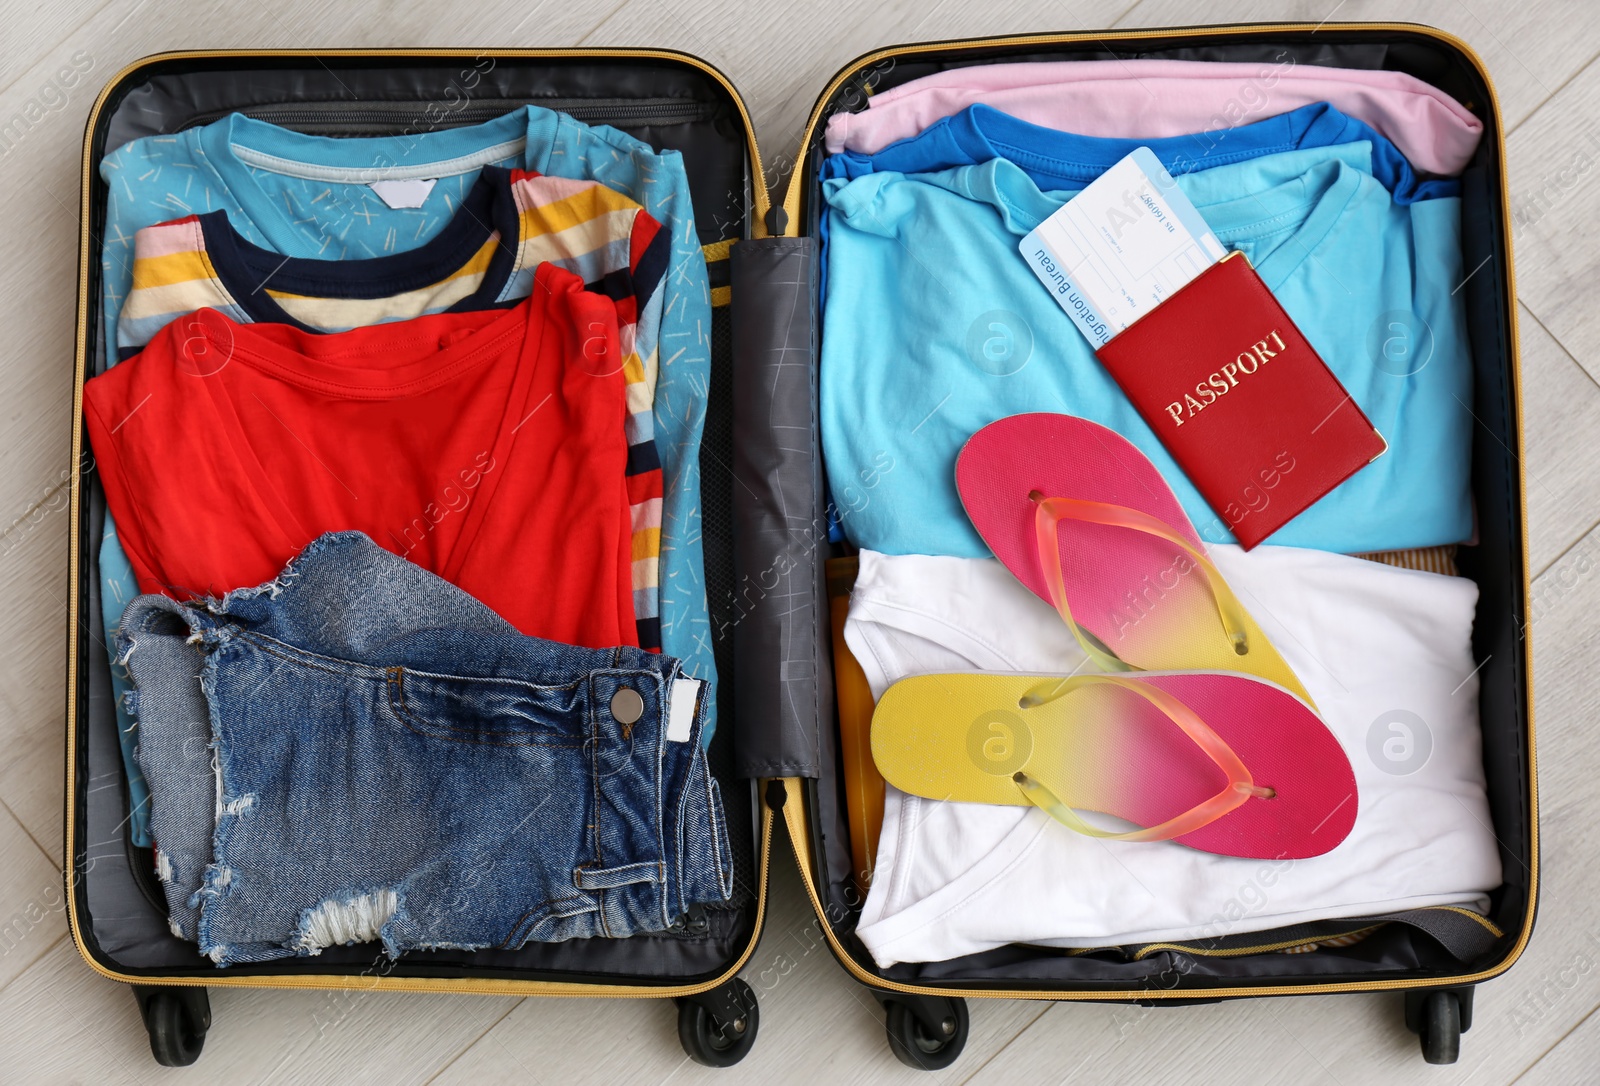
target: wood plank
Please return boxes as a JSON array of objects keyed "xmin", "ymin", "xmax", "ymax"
[
  {"xmin": 1517, "ymin": 302, "xmax": 1600, "ymax": 576},
  {"xmin": 1504, "ymin": 53, "xmax": 1600, "ymax": 387},
  {"xmin": 0, "ymin": 801, "xmax": 64, "ymax": 994},
  {"xmin": 970, "ymin": 996, "xmax": 1420, "ymax": 1086},
  {"xmin": 0, "ymin": 511, "xmax": 75, "ymax": 861},
  {"xmin": 1115, "ymin": 0, "xmax": 1600, "ymax": 132},
  {"xmin": 0, "ymin": 0, "xmax": 111, "ymax": 100},
  {"xmin": 1519, "ymin": 1005, "xmax": 1600, "ymax": 1086}
]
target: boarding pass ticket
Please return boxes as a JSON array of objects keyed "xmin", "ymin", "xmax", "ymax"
[{"xmin": 1020, "ymin": 147, "xmax": 1228, "ymax": 349}]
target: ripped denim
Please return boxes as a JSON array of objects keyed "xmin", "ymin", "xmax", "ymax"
[{"xmin": 117, "ymin": 531, "xmax": 730, "ymax": 966}]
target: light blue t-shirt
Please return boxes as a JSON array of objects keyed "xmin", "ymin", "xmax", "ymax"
[
  {"xmin": 98, "ymin": 108, "xmax": 719, "ymax": 842},
  {"xmin": 814, "ymin": 100, "xmax": 1454, "ymax": 322},
  {"xmin": 821, "ymin": 143, "xmax": 1472, "ymax": 558}
]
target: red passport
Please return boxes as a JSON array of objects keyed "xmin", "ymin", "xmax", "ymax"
[{"xmin": 1095, "ymin": 252, "xmax": 1385, "ymax": 549}]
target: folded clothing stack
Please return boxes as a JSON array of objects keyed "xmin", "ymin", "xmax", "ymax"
[
  {"xmin": 821, "ymin": 115, "xmax": 1472, "ymax": 557},
  {"xmin": 87, "ymin": 103, "xmax": 731, "ymax": 956},
  {"xmin": 843, "ymin": 548, "xmax": 1497, "ymax": 966}
]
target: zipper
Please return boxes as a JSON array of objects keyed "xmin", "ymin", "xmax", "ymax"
[
  {"xmin": 1132, "ymin": 926, "xmax": 1386, "ymax": 961},
  {"xmin": 179, "ymin": 96, "xmax": 720, "ymax": 135}
]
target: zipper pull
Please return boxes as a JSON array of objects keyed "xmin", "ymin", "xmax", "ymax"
[
  {"xmin": 669, "ymin": 905, "xmax": 711, "ymax": 937},
  {"xmin": 838, "ymin": 72, "xmax": 877, "ymax": 114}
]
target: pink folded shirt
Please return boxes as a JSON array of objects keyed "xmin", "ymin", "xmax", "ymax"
[{"xmin": 825, "ymin": 58, "xmax": 1482, "ymax": 176}]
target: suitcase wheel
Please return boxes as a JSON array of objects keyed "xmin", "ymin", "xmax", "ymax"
[
  {"xmin": 132, "ymin": 985, "xmax": 211, "ymax": 1067},
  {"xmin": 674, "ymin": 978, "xmax": 759, "ymax": 1067},
  {"xmin": 881, "ymin": 993, "xmax": 969, "ymax": 1071},
  {"xmin": 1405, "ymin": 988, "xmax": 1472, "ymax": 1065}
]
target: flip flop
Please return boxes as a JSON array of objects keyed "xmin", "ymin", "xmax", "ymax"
[
  {"xmin": 871, "ymin": 670, "xmax": 1356, "ymax": 859},
  {"xmin": 956, "ymin": 413, "xmax": 1312, "ymax": 705}
]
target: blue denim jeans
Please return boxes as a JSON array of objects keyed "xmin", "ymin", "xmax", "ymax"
[
  {"xmin": 117, "ymin": 593, "xmax": 215, "ymax": 941},
  {"xmin": 118, "ymin": 532, "xmax": 730, "ymax": 965}
]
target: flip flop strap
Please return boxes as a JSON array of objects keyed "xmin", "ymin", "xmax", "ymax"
[
  {"xmin": 1033, "ymin": 496, "xmax": 1251, "ymax": 671},
  {"xmin": 1012, "ymin": 673, "xmax": 1272, "ymax": 842}
]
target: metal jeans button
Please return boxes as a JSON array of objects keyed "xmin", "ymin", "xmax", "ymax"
[{"xmin": 610, "ymin": 686, "xmax": 644, "ymax": 725}]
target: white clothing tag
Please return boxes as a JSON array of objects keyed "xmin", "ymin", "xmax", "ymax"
[
  {"xmin": 666, "ymin": 678, "xmax": 702, "ymax": 743},
  {"xmin": 368, "ymin": 178, "xmax": 437, "ymax": 210}
]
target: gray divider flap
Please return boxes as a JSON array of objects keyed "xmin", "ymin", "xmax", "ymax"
[{"xmin": 730, "ymin": 238, "xmax": 831, "ymax": 778}]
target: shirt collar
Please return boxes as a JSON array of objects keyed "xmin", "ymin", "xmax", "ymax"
[{"xmin": 194, "ymin": 107, "xmax": 534, "ymax": 254}]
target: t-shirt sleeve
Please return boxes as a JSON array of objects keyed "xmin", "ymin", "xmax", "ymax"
[{"xmin": 116, "ymin": 216, "xmax": 228, "ymax": 360}]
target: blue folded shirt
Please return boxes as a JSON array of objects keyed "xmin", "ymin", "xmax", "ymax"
[
  {"xmin": 821, "ymin": 144, "xmax": 1473, "ymax": 557},
  {"xmin": 821, "ymin": 101, "xmax": 1457, "ymax": 204}
]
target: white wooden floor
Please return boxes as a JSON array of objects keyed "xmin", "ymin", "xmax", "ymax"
[{"xmin": 1, "ymin": 0, "xmax": 1596, "ymax": 1081}]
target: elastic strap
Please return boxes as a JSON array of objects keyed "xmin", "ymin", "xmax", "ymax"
[
  {"xmin": 1032, "ymin": 495, "xmax": 1250, "ymax": 672},
  {"xmin": 1012, "ymin": 673, "xmax": 1271, "ymax": 842}
]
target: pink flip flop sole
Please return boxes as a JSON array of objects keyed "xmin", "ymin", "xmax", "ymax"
[
  {"xmin": 956, "ymin": 413, "xmax": 1316, "ymax": 710},
  {"xmin": 1132, "ymin": 673, "xmax": 1356, "ymax": 858},
  {"xmin": 958, "ymin": 412, "xmax": 1203, "ymax": 634}
]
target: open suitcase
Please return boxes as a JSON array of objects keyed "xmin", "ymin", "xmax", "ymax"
[
  {"xmin": 64, "ymin": 21, "xmax": 1535, "ymax": 1072},
  {"xmin": 759, "ymin": 21, "xmax": 1537, "ymax": 1073},
  {"xmin": 67, "ymin": 46, "xmax": 775, "ymax": 1068}
]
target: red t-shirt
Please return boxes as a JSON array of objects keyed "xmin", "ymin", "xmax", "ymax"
[{"xmin": 85, "ymin": 262, "xmax": 638, "ymax": 649}]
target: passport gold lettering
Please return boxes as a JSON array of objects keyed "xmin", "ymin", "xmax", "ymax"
[{"xmin": 1163, "ymin": 328, "xmax": 1287, "ymax": 427}]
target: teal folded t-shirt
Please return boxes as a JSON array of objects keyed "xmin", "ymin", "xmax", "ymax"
[{"xmin": 821, "ymin": 143, "xmax": 1472, "ymax": 558}]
